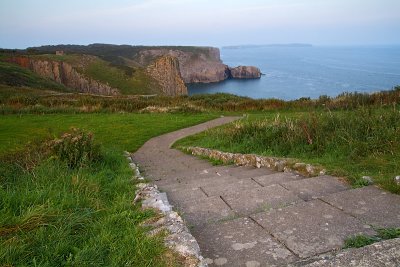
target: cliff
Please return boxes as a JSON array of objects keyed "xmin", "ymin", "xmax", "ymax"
[
  {"xmin": 229, "ymin": 66, "xmax": 261, "ymax": 79},
  {"xmin": 9, "ymin": 56, "xmax": 119, "ymax": 95},
  {"xmin": 14, "ymin": 44, "xmax": 262, "ymax": 95},
  {"xmin": 146, "ymin": 56, "xmax": 188, "ymax": 96},
  {"xmin": 137, "ymin": 47, "xmax": 230, "ymax": 83}
]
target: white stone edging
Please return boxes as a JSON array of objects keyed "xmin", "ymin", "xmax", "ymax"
[
  {"xmin": 124, "ymin": 152, "xmax": 207, "ymax": 267},
  {"xmin": 181, "ymin": 146, "xmax": 327, "ymax": 177}
]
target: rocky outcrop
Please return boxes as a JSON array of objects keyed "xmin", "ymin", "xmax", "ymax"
[
  {"xmin": 9, "ymin": 57, "xmax": 119, "ymax": 95},
  {"xmin": 146, "ymin": 56, "xmax": 188, "ymax": 96},
  {"xmin": 138, "ymin": 47, "xmax": 230, "ymax": 83},
  {"xmin": 229, "ymin": 66, "xmax": 261, "ymax": 79}
]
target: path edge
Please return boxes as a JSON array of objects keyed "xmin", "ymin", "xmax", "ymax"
[{"xmin": 125, "ymin": 151, "xmax": 208, "ymax": 267}]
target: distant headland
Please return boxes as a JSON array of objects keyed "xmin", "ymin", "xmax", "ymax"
[
  {"xmin": 222, "ymin": 43, "xmax": 313, "ymax": 49},
  {"xmin": 1, "ymin": 43, "xmax": 261, "ymax": 97}
]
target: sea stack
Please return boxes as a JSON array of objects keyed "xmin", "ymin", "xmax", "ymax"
[{"xmin": 229, "ymin": 66, "xmax": 261, "ymax": 79}]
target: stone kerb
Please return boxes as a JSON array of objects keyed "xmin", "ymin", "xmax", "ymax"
[
  {"xmin": 125, "ymin": 151, "xmax": 207, "ymax": 267},
  {"xmin": 183, "ymin": 146, "xmax": 326, "ymax": 177}
]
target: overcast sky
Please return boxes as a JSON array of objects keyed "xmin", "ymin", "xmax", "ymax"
[{"xmin": 1, "ymin": 0, "xmax": 400, "ymax": 49}]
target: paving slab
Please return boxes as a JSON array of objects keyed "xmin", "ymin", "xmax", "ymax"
[
  {"xmin": 132, "ymin": 117, "xmax": 400, "ymax": 265},
  {"xmin": 201, "ymin": 179, "xmax": 262, "ymax": 197},
  {"xmin": 227, "ymin": 166, "xmax": 276, "ymax": 179},
  {"xmin": 163, "ymin": 186, "xmax": 208, "ymax": 204},
  {"xmin": 222, "ymin": 184, "xmax": 304, "ymax": 216},
  {"xmin": 159, "ymin": 175, "xmax": 238, "ymax": 192},
  {"xmin": 150, "ymin": 165, "xmax": 239, "ymax": 186},
  {"xmin": 253, "ymin": 172, "xmax": 305, "ymax": 187},
  {"xmin": 289, "ymin": 237, "xmax": 400, "ymax": 267},
  {"xmin": 192, "ymin": 217, "xmax": 298, "ymax": 266},
  {"xmin": 174, "ymin": 196, "xmax": 235, "ymax": 227},
  {"xmin": 281, "ymin": 175, "xmax": 350, "ymax": 201},
  {"xmin": 251, "ymin": 199, "xmax": 376, "ymax": 258},
  {"xmin": 321, "ymin": 186, "xmax": 400, "ymax": 228}
]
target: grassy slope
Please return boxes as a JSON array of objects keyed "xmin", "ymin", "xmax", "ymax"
[
  {"xmin": 0, "ymin": 113, "xmax": 217, "ymax": 266},
  {"xmin": 175, "ymin": 108, "xmax": 400, "ymax": 193},
  {"xmin": 84, "ymin": 59, "xmax": 161, "ymax": 95},
  {"xmin": 0, "ymin": 61, "xmax": 69, "ymax": 92},
  {"xmin": 1, "ymin": 53, "xmax": 162, "ymax": 95}
]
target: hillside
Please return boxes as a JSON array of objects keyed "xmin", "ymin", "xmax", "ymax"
[
  {"xmin": 0, "ymin": 61, "xmax": 70, "ymax": 92},
  {"xmin": 0, "ymin": 44, "xmax": 261, "ymax": 96}
]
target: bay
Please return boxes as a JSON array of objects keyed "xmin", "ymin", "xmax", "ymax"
[{"xmin": 188, "ymin": 45, "xmax": 400, "ymax": 100}]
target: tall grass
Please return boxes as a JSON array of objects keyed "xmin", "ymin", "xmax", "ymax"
[
  {"xmin": 1, "ymin": 85, "xmax": 399, "ymax": 115},
  {"xmin": 0, "ymin": 131, "xmax": 172, "ymax": 266},
  {"xmin": 0, "ymin": 114, "xmax": 217, "ymax": 266},
  {"xmin": 176, "ymin": 108, "xmax": 400, "ymax": 193}
]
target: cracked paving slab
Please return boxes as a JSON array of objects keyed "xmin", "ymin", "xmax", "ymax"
[
  {"xmin": 192, "ymin": 217, "xmax": 298, "ymax": 266},
  {"xmin": 321, "ymin": 186, "xmax": 400, "ymax": 228},
  {"xmin": 281, "ymin": 175, "xmax": 350, "ymax": 201},
  {"xmin": 251, "ymin": 199, "xmax": 376, "ymax": 258}
]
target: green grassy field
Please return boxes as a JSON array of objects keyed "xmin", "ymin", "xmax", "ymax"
[
  {"xmin": 0, "ymin": 113, "xmax": 216, "ymax": 154},
  {"xmin": 0, "ymin": 113, "xmax": 217, "ymax": 266},
  {"xmin": 175, "ymin": 108, "xmax": 400, "ymax": 193}
]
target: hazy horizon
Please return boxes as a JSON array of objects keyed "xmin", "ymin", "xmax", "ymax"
[{"xmin": 1, "ymin": 0, "xmax": 400, "ymax": 49}]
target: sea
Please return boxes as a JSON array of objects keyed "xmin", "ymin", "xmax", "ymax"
[{"xmin": 187, "ymin": 45, "xmax": 400, "ymax": 100}]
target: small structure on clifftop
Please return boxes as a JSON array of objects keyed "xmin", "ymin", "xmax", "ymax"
[{"xmin": 55, "ymin": 50, "xmax": 64, "ymax": 56}]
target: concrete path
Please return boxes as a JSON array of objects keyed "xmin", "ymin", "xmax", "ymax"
[{"xmin": 132, "ymin": 117, "xmax": 400, "ymax": 266}]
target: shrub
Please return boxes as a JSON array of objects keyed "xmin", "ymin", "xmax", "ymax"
[{"xmin": 49, "ymin": 128, "xmax": 101, "ymax": 168}]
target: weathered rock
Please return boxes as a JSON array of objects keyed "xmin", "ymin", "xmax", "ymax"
[
  {"xmin": 146, "ymin": 56, "xmax": 188, "ymax": 96},
  {"xmin": 138, "ymin": 47, "xmax": 230, "ymax": 83},
  {"xmin": 9, "ymin": 56, "xmax": 119, "ymax": 95},
  {"xmin": 289, "ymin": 237, "xmax": 400, "ymax": 267},
  {"xmin": 229, "ymin": 66, "xmax": 261, "ymax": 79},
  {"xmin": 394, "ymin": 176, "xmax": 400, "ymax": 186},
  {"xmin": 362, "ymin": 176, "xmax": 374, "ymax": 185}
]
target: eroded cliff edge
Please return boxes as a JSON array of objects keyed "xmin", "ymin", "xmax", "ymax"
[
  {"xmin": 8, "ymin": 56, "xmax": 119, "ymax": 95},
  {"xmin": 146, "ymin": 56, "xmax": 188, "ymax": 96},
  {"xmin": 8, "ymin": 44, "xmax": 261, "ymax": 96},
  {"xmin": 137, "ymin": 47, "xmax": 230, "ymax": 83}
]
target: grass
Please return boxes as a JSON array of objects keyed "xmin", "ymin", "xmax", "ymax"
[
  {"xmin": 175, "ymin": 107, "xmax": 400, "ymax": 193},
  {"xmin": 1, "ymin": 52, "xmax": 163, "ymax": 96},
  {"xmin": 344, "ymin": 228, "xmax": 400, "ymax": 248},
  {"xmin": 0, "ymin": 113, "xmax": 217, "ymax": 155},
  {"xmin": 0, "ymin": 61, "xmax": 69, "ymax": 92},
  {"xmin": 0, "ymin": 113, "xmax": 217, "ymax": 266},
  {"xmin": 1, "ymin": 86, "xmax": 399, "ymax": 115},
  {"xmin": 84, "ymin": 59, "xmax": 161, "ymax": 95}
]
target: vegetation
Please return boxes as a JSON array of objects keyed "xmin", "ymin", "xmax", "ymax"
[
  {"xmin": 175, "ymin": 107, "xmax": 400, "ymax": 193},
  {"xmin": 1, "ymin": 85, "xmax": 399, "ymax": 115},
  {"xmin": 0, "ymin": 114, "xmax": 216, "ymax": 266},
  {"xmin": 3, "ymin": 43, "xmax": 216, "ymax": 65},
  {"xmin": 1, "ymin": 56, "xmax": 399, "ymax": 263},
  {"xmin": 84, "ymin": 59, "xmax": 161, "ymax": 95},
  {"xmin": 344, "ymin": 228, "xmax": 400, "ymax": 248},
  {"xmin": 0, "ymin": 61, "xmax": 69, "ymax": 91}
]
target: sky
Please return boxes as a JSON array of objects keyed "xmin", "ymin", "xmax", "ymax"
[{"xmin": 1, "ymin": 0, "xmax": 400, "ymax": 49}]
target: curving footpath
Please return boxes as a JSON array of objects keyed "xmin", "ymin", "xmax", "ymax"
[{"xmin": 132, "ymin": 117, "xmax": 400, "ymax": 267}]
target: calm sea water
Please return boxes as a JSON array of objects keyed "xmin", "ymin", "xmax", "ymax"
[{"xmin": 188, "ymin": 46, "xmax": 400, "ymax": 100}]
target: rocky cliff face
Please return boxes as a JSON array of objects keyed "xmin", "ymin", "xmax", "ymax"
[
  {"xmin": 229, "ymin": 66, "xmax": 261, "ymax": 79},
  {"xmin": 146, "ymin": 56, "xmax": 188, "ymax": 96},
  {"xmin": 137, "ymin": 47, "xmax": 230, "ymax": 83},
  {"xmin": 9, "ymin": 57, "xmax": 119, "ymax": 95}
]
